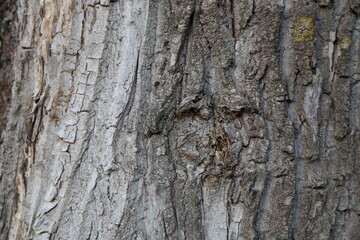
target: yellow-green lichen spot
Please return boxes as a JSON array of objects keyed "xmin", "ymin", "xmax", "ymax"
[
  {"xmin": 227, "ymin": 84, "xmax": 235, "ymax": 88},
  {"xmin": 340, "ymin": 36, "xmax": 352, "ymax": 51},
  {"xmin": 292, "ymin": 17, "xmax": 315, "ymax": 42}
]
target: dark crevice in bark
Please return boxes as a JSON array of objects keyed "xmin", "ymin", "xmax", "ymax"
[
  {"xmin": 0, "ymin": 0, "xmax": 17, "ymax": 134},
  {"xmin": 198, "ymin": 180, "xmax": 206, "ymax": 240},
  {"xmin": 243, "ymin": 0, "xmax": 256, "ymax": 31},
  {"xmin": 0, "ymin": 0, "xmax": 18, "ymax": 135},
  {"xmin": 326, "ymin": 97, "xmax": 336, "ymax": 239},
  {"xmin": 202, "ymin": 41, "xmax": 214, "ymax": 104},
  {"xmin": 173, "ymin": 5, "xmax": 195, "ymax": 73},
  {"xmin": 113, "ymin": 49, "xmax": 140, "ymax": 142},
  {"xmin": 182, "ymin": 196, "xmax": 188, "ymax": 240},
  {"xmin": 230, "ymin": 0, "xmax": 236, "ymax": 40},
  {"xmin": 288, "ymin": 68, "xmax": 301, "ymax": 239},
  {"xmin": 290, "ymin": 124, "xmax": 302, "ymax": 239},
  {"xmin": 327, "ymin": 3, "xmax": 353, "ymax": 235},
  {"xmin": 254, "ymin": 172, "xmax": 272, "ymax": 240},
  {"xmin": 80, "ymin": 5, "xmax": 87, "ymax": 52},
  {"xmin": 313, "ymin": 4, "xmax": 328, "ymax": 163},
  {"xmin": 225, "ymin": 179, "xmax": 232, "ymax": 239},
  {"xmin": 277, "ymin": 3, "xmax": 304, "ymax": 238},
  {"xmin": 133, "ymin": 0, "xmax": 157, "ymax": 175},
  {"xmin": 347, "ymin": 15, "xmax": 360, "ymax": 210},
  {"xmin": 254, "ymin": 66, "xmax": 272, "ymax": 239},
  {"xmin": 317, "ymin": 10, "xmax": 336, "ymax": 232},
  {"xmin": 162, "ymin": 213, "xmax": 169, "ymax": 240},
  {"xmin": 152, "ymin": 85, "xmax": 181, "ymax": 134},
  {"xmin": 169, "ymin": 181, "xmax": 179, "ymax": 238},
  {"xmin": 196, "ymin": 41, "xmax": 214, "ymax": 240},
  {"xmin": 277, "ymin": 0, "xmax": 289, "ymax": 84},
  {"xmin": 0, "ymin": 0, "xmax": 19, "ymax": 238},
  {"xmin": 277, "ymin": 0, "xmax": 291, "ymax": 125},
  {"xmin": 117, "ymin": 0, "xmax": 158, "ymax": 238},
  {"xmin": 164, "ymin": 126, "xmax": 178, "ymax": 238}
]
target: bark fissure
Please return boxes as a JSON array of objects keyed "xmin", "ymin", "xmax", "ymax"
[
  {"xmin": 254, "ymin": 65, "xmax": 272, "ymax": 239},
  {"xmin": 347, "ymin": 16, "xmax": 360, "ymax": 210}
]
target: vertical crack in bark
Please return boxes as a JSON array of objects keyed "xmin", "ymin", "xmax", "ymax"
[
  {"xmin": 225, "ymin": 179, "xmax": 232, "ymax": 240},
  {"xmin": 276, "ymin": 2, "xmax": 303, "ymax": 238},
  {"xmin": 314, "ymin": 6, "xmax": 328, "ymax": 165},
  {"xmin": 287, "ymin": 67, "xmax": 302, "ymax": 239},
  {"xmin": 230, "ymin": 0, "xmax": 236, "ymax": 40},
  {"xmin": 244, "ymin": 0, "xmax": 256, "ymax": 30},
  {"xmin": 116, "ymin": 0, "xmax": 158, "ymax": 237},
  {"xmin": 113, "ymin": 49, "xmax": 140, "ymax": 142},
  {"xmin": 199, "ymin": 41, "xmax": 214, "ymax": 240},
  {"xmin": 328, "ymin": 2, "xmax": 352, "ymax": 236},
  {"xmin": 347, "ymin": 16, "xmax": 360, "ymax": 210},
  {"xmin": 174, "ymin": 5, "xmax": 195, "ymax": 72},
  {"xmin": 254, "ymin": 65, "xmax": 271, "ymax": 239},
  {"xmin": 199, "ymin": 180, "xmax": 206, "ymax": 240},
  {"xmin": 290, "ymin": 121, "xmax": 302, "ymax": 239},
  {"xmin": 135, "ymin": 0, "xmax": 158, "ymax": 151},
  {"xmin": 326, "ymin": 99, "xmax": 336, "ymax": 239}
]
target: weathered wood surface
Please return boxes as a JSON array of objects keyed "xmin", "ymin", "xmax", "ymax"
[{"xmin": 1, "ymin": 0, "xmax": 359, "ymax": 239}]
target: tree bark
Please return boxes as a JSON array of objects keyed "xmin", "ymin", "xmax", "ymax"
[{"xmin": 1, "ymin": 0, "xmax": 360, "ymax": 239}]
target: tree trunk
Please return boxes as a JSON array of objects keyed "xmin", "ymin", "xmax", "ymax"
[{"xmin": 1, "ymin": 0, "xmax": 360, "ymax": 239}]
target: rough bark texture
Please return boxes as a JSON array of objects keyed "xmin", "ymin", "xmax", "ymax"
[{"xmin": 1, "ymin": 0, "xmax": 360, "ymax": 239}]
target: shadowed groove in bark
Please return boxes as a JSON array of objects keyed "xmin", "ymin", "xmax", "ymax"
[
  {"xmin": 254, "ymin": 65, "xmax": 272, "ymax": 239},
  {"xmin": 112, "ymin": 49, "xmax": 140, "ymax": 146},
  {"xmin": 276, "ymin": 3, "xmax": 301, "ymax": 239},
  {"xmin": 115, "ymin": 0, "xmax": 159, "ymax": 237},
  {"xmin": 173, "ymin": 4, "xmax": 195, "ymax": 73},
  {"xmin": 0, "ymin": 0, "xmax": 21, "ymax": 238},
  {"xmin": 347, "ymin": 16, "xmax": 360, "ymax": 210}
]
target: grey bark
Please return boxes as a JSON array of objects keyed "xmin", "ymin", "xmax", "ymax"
[{"xmin": 1, "ymin": 0, "xmax": 360, "ymax": 239}]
